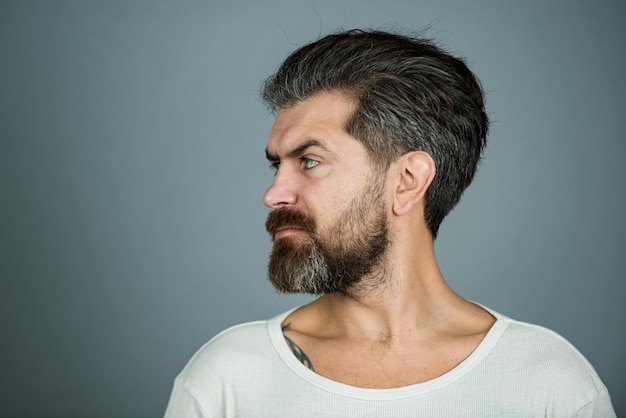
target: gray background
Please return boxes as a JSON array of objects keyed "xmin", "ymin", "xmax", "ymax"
[{"xmin": 1, "ymin": 0, "xmax": 624, "ymax": 416}]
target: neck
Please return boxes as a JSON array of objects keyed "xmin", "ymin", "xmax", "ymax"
[
  {"xmin": 283, "ymin": 215, "xmax": 495, "ymax": 346},
  {"xmin": 314, "ymin": 235, "xmax": 465, "ymax": 342},
  {"xmin": 278, "ymin": 219, "xmax": 496, "ymax": 387}
]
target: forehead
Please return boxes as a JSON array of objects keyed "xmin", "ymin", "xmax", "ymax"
[{"xmin": 267, "ymin": 91, "xmax": 357, "ymax": 153}]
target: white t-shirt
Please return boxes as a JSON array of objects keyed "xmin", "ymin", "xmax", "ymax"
[{"xmin": 164, "ymin": 307, "xmax": 615, "ymax": 417}]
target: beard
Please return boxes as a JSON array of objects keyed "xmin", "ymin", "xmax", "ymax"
[{"xmin": 265, "ymin": 178, "xmax": 389, "ymax": 295}]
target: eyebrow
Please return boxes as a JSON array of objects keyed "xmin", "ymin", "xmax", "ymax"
[{"xmin": 265, "ymin": 139, "xmax": 329, "ymax": 162}]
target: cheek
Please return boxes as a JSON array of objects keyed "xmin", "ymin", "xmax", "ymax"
[
  {"xmin": 306, "ymin": 175, "xmax": 371, "ymax": 228},
  {"xmin": 315, "ymin": 202, "xmax": 355, "ymax": 239}
]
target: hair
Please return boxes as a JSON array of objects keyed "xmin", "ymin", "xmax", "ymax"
[{"xmin": 261, "ymin": 29, "xmax": 489, "ymax": 238}]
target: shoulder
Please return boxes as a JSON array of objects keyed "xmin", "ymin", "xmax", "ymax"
[
  {"xmin": 178, "ymin": 320, "xmax": 272, "ymax": 384},
  {"xmin": 203, "ymin": 320, "xmax": 270, "ymax": 353},
  {"xmin": 500, "ymin": 319, "xmax": 599, "ymax": 373},
  {"xmin": 491, "ymin": 315, "xmax": 609, "ymax": 406},
  {"xmin": 165, "ymin": 318, "xmax": 285, "ymax": 417},
  {"xmin": 173, "ymin": 308, "xmax": 295, "ymax": 389}
]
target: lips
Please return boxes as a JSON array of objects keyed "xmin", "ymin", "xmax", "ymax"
[
  {"xmin": 265, "ymin": 209, "xmax": 315, "ymax": 240},
  {"xmin": 274, "ymin": 226, "xmax": 308, "ymax": 240}
]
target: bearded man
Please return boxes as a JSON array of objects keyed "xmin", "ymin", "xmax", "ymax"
[{"xmin": 165, "ymin": 30, "xmax": 615, "ymax": 417}]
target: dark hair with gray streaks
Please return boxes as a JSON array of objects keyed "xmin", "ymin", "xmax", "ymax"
[{"xmin": 261, "ymin": 29, "xmax": 489, "ymax": 238}]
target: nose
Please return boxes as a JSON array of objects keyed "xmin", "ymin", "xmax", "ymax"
[{"xmin": 263, "ymin": 169, "xmax": 298, "ymax": 209}]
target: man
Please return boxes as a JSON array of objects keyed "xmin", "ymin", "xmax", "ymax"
[{"xmin": 165, "ymin": 30, "xmax": 615, "ymax": 417}]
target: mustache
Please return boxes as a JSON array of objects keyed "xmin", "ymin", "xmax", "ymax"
[{"xmin": 265, "ymin": 208, "xmax": 316, "ymax": 236}]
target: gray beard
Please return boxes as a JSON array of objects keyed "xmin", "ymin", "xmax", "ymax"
[{"xmin": 269, "ymin": 237, "xmax": 330, "ymax": 294}]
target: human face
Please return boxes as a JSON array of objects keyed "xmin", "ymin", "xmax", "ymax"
[{"xmin": 263, "ymin": 92, "xmax": 389, "ymax": 294}]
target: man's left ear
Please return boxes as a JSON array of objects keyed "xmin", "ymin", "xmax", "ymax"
[{"xmin": 392, "ymin": 151, "xmax": 436, "ymax": 216}]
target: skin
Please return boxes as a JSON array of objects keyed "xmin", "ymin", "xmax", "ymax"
[{"xmin": 263, "ymin": 91, "xmax": 496, "ymax": 389}]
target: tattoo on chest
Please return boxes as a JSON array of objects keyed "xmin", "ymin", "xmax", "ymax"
[{"xmin": 282, "ymin": 323, "xmax": 315, "ymax": 371}]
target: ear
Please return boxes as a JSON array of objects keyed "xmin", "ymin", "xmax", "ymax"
[{"xmin": 392, "ymin": 151, "xmax": 436, "ymax": 216}]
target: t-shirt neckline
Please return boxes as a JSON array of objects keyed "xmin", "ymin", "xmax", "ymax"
[{"xmin": 267, "ymin": 305, "xmax": 510, "ymax": 400}]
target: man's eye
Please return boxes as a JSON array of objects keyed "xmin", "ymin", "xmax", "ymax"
[
  {"xmin": 301, "ymin": 157, "xmax": 319, "ymax": 170},
  {"xmin": 269, "ymin": 162, "xmax": 280, "ymax": 174}
]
